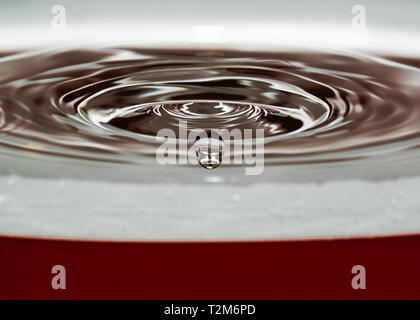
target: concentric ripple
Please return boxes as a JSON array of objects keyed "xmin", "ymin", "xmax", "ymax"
[{"xmin": 0, "ymin": 47, "xmax": 419, "ymax": 166}]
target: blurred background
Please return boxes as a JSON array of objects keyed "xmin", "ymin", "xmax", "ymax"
[{"xmin": 0, "ymin": 0, "xmax": 418, "ymax": 54}]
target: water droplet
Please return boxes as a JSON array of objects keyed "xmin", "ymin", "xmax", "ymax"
[{"xmin": 194, "ymin": 136, "xmax": 224, "ymax": 170}]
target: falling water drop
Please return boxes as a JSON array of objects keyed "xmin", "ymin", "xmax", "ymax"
[{"xmin": 194, "ymin": 135, "xmax": 224, "ymax": 170}]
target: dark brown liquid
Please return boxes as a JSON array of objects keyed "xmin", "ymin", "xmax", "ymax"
[{"xmin": 0, "ymin": 47, "xmax": 419, "ymax": 167}]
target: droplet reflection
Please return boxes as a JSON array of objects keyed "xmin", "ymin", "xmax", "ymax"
[{"xmin": 194, "ymin": 136, "xmax": 224, "ymax": 170}]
